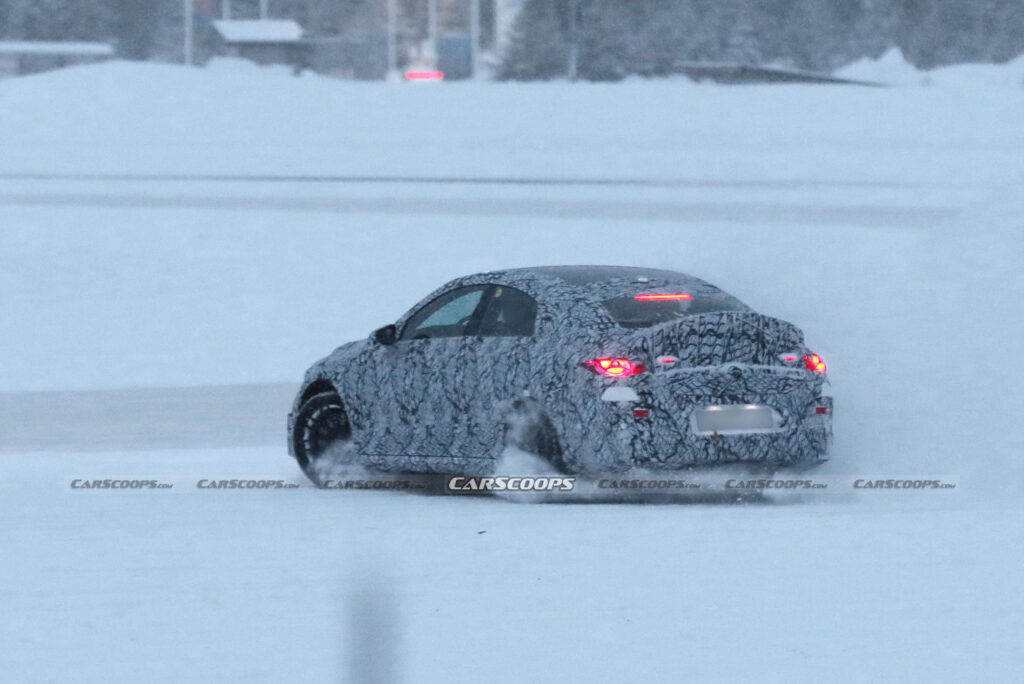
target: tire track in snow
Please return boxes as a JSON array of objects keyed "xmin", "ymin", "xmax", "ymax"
[
  {"xmin": 0, "ymin": 192, "xmax": 956, "ymax": 226},
  {"xmin": 0, "ymin": 383, "xmax": 297, "ymax": 453}
]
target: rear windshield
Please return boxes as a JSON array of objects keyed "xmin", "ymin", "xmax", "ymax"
[{"xmin": 601, "ymin": 294, "xmax": 747, "ymax": 329}]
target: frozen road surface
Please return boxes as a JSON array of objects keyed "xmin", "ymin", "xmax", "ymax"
[
  {"xmin": 3, "ymin": 59, "xmax": 1023, "ymax": 682},
  {"xmin": 0, "ymin": 384, "xmax": 296, "ymax": 452}
]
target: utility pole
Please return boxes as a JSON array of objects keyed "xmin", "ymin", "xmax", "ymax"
[
  {"xmin": 386, "ymin": 0, "xmax": 398, "ymax": 78},
  {"xmin": 469, "ymin": 0, "xmax": 480, "ymax": 78},
  {"xmin": 568, "ymin": 0, "xmax": 579, "ymax": 80},
  {"xmin": 259, "ymin": 0, "xmax": 269, "ymax": 20},
  {"xmin": 427, "ymin": 0, "xmax": 438, "ymax": 63},
  {"xmin": 494, "ymin": 0, "xmax": 504, "ymax": 54},
  {"xmin": 184, "ymin": 0, "xmax": 194, "ymax": 66},
  {"xmin": 221, "ymin": 0, "xmax": 231, "ymax": 20}
]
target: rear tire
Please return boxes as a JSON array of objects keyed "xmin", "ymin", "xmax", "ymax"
[
  {"xmin": 293, "ymin": 391, "xmax": 353, "ymax": 485},
  {"xmin": 503, "ymin": 400, "xmax": 566, "ymax": 473}
]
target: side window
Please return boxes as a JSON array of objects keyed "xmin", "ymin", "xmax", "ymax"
[
  {"xmin": 476, "ymin": 286, "xmax": 537, "ymax": 337},
  {"xmin": 401, "ymin": 286, "xmax": 487, "ymax": 340}
]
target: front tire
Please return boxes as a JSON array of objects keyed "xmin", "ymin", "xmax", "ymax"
[{"xmin": 293, "ymin": 391, "xmax": 353, "ymax": 485}]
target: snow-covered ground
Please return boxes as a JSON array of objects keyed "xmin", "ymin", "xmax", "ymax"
[{"xmin": 1, "ymin": 60, "xmax": 1022, "ymax": 681}]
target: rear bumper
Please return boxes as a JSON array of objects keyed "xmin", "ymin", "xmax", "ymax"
[
  {"xmin": 557, "ymin": 380, "xmax": 832, "ymax": 474},
  {"xmin": 641, "ymin": 410, "xmax": 831, "ymax": 469},
  {"xmin": 569, "ymin": 411, "xmax": 831, "ymax": 474}
]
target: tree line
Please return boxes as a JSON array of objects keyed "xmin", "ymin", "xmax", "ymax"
[
  {"xmin": 2, "ymin": 0, "xmax": 1022, "ymax": 78},
  {"xmin": 499, "ymin": 0, "xmax": 1024, "ymax": 80}
]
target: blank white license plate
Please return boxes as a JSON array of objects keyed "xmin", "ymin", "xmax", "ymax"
[{"xmin": 693, "ymin": 405, "xmax": 779, "ymax": 435}]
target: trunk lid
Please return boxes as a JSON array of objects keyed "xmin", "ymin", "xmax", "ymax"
[{"xmin": 629, "ymin": 312, "xmax": 805, "ymax": 368}]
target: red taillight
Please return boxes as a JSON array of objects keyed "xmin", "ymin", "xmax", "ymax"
[
  {"xmin": 804, "ymin": 353, "xmax": 827, "ymax": 374},
  {"xmin": 815, "ymin": 406, "xmax": 829, "ymax": 415},
  {"xmin": 584, "ymin": 358, "xmax": 647, "ymax": 378},
  {"xmin": 632, "ymin": 408, "xmax": 650, "ymax": 419},
  {"xmin": 634, "ymin": 293, "xmax": 693, "ymax": 302},
  {"xmin": 406, "ymin": 71, "xmax": 444, "ymax": 81}
]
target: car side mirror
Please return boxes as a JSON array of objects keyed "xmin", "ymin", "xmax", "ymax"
[{"xmin": 374, "ymin": 324, "xmax": 398, "ymax": 346}]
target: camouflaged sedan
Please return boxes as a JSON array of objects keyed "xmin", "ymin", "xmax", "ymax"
[{"xmin": 288, "ymin": 266, "xmax": 832, "ymax": 483}]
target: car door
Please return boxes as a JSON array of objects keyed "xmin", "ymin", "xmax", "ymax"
[
  {"xmin": 461, "ymin": 285, "xmax": 540, "ymax": 455},
  {"xmin": 368, "ymin": 284, "xmax": 490, "ymax": 463}
]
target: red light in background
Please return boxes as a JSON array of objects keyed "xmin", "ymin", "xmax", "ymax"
[
  {"xmin": 584, "ymin": 358, "xmax": 646, "ymax": 378},
  {"xmin": 804, "ymin": 354, "xmax": 827, "ymax": 374},
  {"xmin": 406, "ymin": 71, "xmax": 444, "ymax": 81},
  {"xmin": 632, "ymin": 408, "xmax": 651, "ymax": 419},
  {"xmin": 815, "ymin": 406, "xmax": 829, "ymax": 415},
  {"xmin": 634, "ymin": 293, "xmax": 693, "ymax": 301}
]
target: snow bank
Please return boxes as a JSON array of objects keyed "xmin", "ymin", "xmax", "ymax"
[
  {"xmin": 839, "ymin": 47, "xmax": 1024, "ymax": 89},
  {"xmin": 1, "ymin": 58, "xmax": 1022, "ymax": 185}
]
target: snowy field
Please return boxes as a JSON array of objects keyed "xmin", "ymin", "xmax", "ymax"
[{"xmin": 1, "ymin": 56, "xmax": 1023, "ymax": 681}]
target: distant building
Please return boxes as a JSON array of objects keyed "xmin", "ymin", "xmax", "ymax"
[
  {"xmin": 0, "ymin": 41, "xmax": 116, "ymax": 79},
  {"xmin": 211, "ymin": 20, "xmax": 308, "ymax": 70},
  {"xmin": 209, "ymin": 1, "xmax": 526, "ymax": 80}
]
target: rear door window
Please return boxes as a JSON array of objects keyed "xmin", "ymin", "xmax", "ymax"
[{"xmin": 476, "ymin": 286, "xmax": 537, "ymax": 337}]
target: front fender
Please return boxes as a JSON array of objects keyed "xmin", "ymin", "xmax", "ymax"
[{"xmin": 287, "ymin": 340, "xmax": 369, "ymax": 457}]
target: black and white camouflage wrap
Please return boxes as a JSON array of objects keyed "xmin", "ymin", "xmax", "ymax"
[{"xmin": 288, "ymin": 266, "xmax": 832, "ymax": 476}]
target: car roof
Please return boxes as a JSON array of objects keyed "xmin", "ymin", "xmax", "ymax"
[
  {"xmin": 489, "ymin": 265, "xmax": 709, "ymax": 288},
  {"xmin": 397, "ymin": 265, "xmax": 742, "ymax": 330}
]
